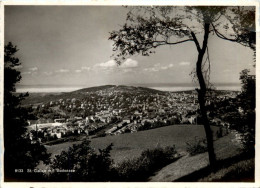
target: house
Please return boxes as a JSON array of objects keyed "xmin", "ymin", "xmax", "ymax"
[
  {"xmin": 105, "ymin": 127, "xmax": 117, "ymax": 134},
  {"xmin": 50, "ymin": 132, "xmax": 62, "ymax": 139},
  {"xmin": 113, "ymin": 109, "xmax": 120, "ymax": 115},
  {"xmin": 52, "ymin": 122, "xmax": 63, "ymax": 127},
  {"xmin": 181, "ymin": 117, "xmax": 190, "ymax": 124},
  {"xmin": 56, "ymin": 132, "xmax": 62, "ymax": 138},
  {"xmin": 188, "ymin": 115, "xmax": 197, "ymax": 124},
  {"xmin": 211, "ymin": 118, "xmax": 222, "ymax": 126},
  {"xmin": 123, "ymin": 119, "xmax": 131, "ymax": 124},
  {"xmin": 82, "ymin": 127, "xmax": 89, "ymax": 135},
  {"xmin": 27, "ymin": 120, "xmax": 37, "ymax": 126},
  {"xmin": 54, "ymin": 118, "xmax": 66, "ymax": 123},
  {"xmin": 99, "ymin": 117, "xmax": 107, "ymax": 123},
  {"xmin": 134, "ymin": 110, "xmax": 142, "ymax": 116},
  {"xmin": 75, "ymin": 116, "xmax": 83, "ymax": 121},
  {"xmin": 238, "ymin": 107, "xmax": 244, "ymax": 114}
]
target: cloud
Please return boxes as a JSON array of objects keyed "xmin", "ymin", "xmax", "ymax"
[
  {"xmin": 98, "ymin": 60, "xmax": 117, "ymax": 68},
  {"xmin": 75, "ymin": 70, "xmax": 82, "ymax": 73},
  {"xmin": 121, "ymin": 59, "xmax": 138, "ymax": 68},
  {"xmin": 21, "ymin": 67, "xmax": 38, "ymax": 75},
  {"xmin": 55, "ymin": 69, "xmax": 70, "ymax": 73},
  {"xmin": 14, "ymin": 65, "xmax": 23, "ymax": 69},
  {"xmin": 21, "ymin": 71, "xmax": 32, "ymax": 75},
  {"xmin": 73, "ymin": 66, "xmax": 92, "ymax": 73},
  {"xmin": 223, "ymin": 69, "xmax": 231, "ymax": 73},
  {"xmin": 81, "ymin": 66, "xmax": 91, "ymax": 71},
  {"xmin": 97, "ymin": 58, "xmax": 139, "ymax": 70},
  {"xmin": 143, "ymin": 63, "xmax": 174, "ymax": 72},
  {"xmin": 29, "ymin": 67, "xmax": 38, "ymax": 71},
  {"xmin": 161, "ymin": 66, "xmax": 168, "ymax": 70},
  {"xmin": 43, "ymin": 71, "xmax": 53, "ymax": 76},
  {"xmin": 122, "ymin": 69, "xmax": 134, "ymax": 73},
  {"xmin": 143, "ymin": 67, "xmax": 160, "ymax": 72},
  {"xmin": 179, "ymin": 62, "xmax": 191, "ymax": 66},
  {"xmin": 94, "ymin": 58, "xmax": 139, "ymax": 74}
]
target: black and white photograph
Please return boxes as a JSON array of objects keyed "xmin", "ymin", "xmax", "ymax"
[{"xmin": 1, "ymin": 2, "xmax": 257, "ymax": 185}]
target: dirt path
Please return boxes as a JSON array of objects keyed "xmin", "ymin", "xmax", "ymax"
[{"xmin": 148, "ymin": 131, "xmax": 243, "ymax": 182}]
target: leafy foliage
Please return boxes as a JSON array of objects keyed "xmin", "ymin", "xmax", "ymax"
[
  {"xmin": 4, "ymin": 42, "xmax": 50, "ymax": 181},
  {"xmin": 205, "ymin": 69, "xmax": 255, "ymax": 154},
  {"xmin": 115, "ymin": 145, "xmax": 178, "ymax": 181},
  {"xmin": 237, "ymin": 69, "xmax": 255, "ymax": 154},
  {"xmin": 240, "ymin": 69, "xmax": 255, "ymax": 108},
  {"xmin": 216, "ymin": 126, "xmax": 224, "ymax": 138},
  {"xmin": 49, "ymin": 139, "xmax": 116, "ymax": 181},
  {"xmin": 109, "ymin": 6, "xmax": 255, "ymax": 64},
  {"xmin": 186, "ymin": 137, "xmax": 208, "ymax": 156},
  {"xmin": 49, "ymin": 140, "xmax": 179, "ymax": 182}
]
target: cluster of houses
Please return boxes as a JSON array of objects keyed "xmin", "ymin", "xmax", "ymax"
[{"xmin": 27, "ymin": 89, "xmax": 238, "ymax": 143}]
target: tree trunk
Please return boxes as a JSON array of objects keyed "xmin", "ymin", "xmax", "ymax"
[{"xmin": 194, "ymin": 23, "xmax": 216, "ymax": 167}]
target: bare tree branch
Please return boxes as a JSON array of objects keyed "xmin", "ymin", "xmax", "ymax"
[
  {"xmin": 211, "ymin": 23, "xmax": 238, "ymax": 42},
  {"xmin": 166, "ymin": 39, "xmax": 193, "ymax": 45}
]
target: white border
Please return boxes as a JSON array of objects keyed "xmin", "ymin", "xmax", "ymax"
[
  {"xmin": 0, "ymin": 1, "xmax": 259, "ymax": 188},
  {"xmin": 0, "ymin": 0, "xmax": 259, "ymax": 6}
]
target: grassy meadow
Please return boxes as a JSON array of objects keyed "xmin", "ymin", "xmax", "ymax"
[
  {"xmin": 46, "ymin": 124, "xmax": 220, "ymax": 164},
  {"xmin": 43, "ymin": 124, "xmax": 249, "ymax": 181}
]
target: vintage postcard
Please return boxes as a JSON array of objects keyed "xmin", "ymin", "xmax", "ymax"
[{"xmin": 0, "ymin": 0, "xmax": 259, "ymax": 187}]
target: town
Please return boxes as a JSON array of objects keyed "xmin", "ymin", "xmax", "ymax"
[{"xmin": 25, "ymin": 85, "xmax": 239, "ymax": 144}]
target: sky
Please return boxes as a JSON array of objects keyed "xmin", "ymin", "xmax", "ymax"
[{"xmin": 5, "ymin": 6, "xmax": 255, "ymax": 88}]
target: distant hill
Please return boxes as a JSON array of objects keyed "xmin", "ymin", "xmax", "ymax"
[
  {"xmin": 20, "ymin": 85, "xmax": 166, "ymax": 106},
  {"xmin": 73, "ymin": 85, "xmax": 165, "ymax": 94}
]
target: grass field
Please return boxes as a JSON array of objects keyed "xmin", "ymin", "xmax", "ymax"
[
  {"xmin": 149, "ymin": 129, "xmax": 244, "ymax": 181},
  {"xmin": 43, "ymin": 124, "xmax": 249, "ymax": 182},
  {"xmin": 45, "ymin": 124, "xmax": 220, "ymax": 164}
]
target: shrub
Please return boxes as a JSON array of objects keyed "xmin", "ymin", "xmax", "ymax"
[
  {"xmin": 216, "ymin": 126, "xmax": 224, "ymax": 138},
  {"xmin": 115, "ymin": 146, "xmax": 178, "ymax": 181},
  {"xmin": 240, "ymin": 124, "xmax": 255, "ymax": 155},
  {"xmin": 186, "ymin": 136, "xmax": 208, "ymax": 156},
  {"xmin": 95, "ymin": 132, "xmax": 106, "ymax": 138},
  {"xmin": 49, "ymin": 139, "xmax": 116, "ymax": 181},
  {"xmin": 48, "ymin": 140, "xmax": 179, "ymax": 182}
]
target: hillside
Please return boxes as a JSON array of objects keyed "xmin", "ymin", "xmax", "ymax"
[
  {"xmin": 42, "ymin": 124, "xmax": 249, "ymax": 182},
  {"xmin": 45, "ymin": 125, "xmax": 220, "ymax": 163},
  {"xmin": 19, "ymin": 84, "xmax": 236, "ymax": 106},
  {"xmin": 20, "ymin": 85, "xmax": 165, "ymax": 106},
  {"xmin": 73, "ymin": 85, "xmax": 165, "ymax": 94}
]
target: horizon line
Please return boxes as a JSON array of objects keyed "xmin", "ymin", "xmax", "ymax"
[{"xmin": 16, "ymin": 82, "xmax": 241, "ymax": 87}]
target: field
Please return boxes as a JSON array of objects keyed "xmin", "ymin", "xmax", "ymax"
[
  {"xmin": 45, "ymin": 124, "xmax": 220, "ymax": 164},
  {"xmin": 43, "ymin": 124, "xmax": 248, "ymax": 181}
]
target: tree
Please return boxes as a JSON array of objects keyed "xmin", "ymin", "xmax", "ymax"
[
  {"xmin": 109, "ymin": 6, "xmax": 255, "ymax": 167},
  {"xmin": 4, "ymin": 42, "xmax": 50, "ymax": 181},
  {"xmin": 237, "ymin": 69, "xmax": 255, "ymax": 154},
  {"xmin": 49, "ymin": 139, "xmax": 116, "ymax": 181}
]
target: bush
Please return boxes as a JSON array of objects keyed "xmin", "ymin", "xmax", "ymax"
[
  {"xmin": 216, "ymin": 126, "xmax": 224, "ymax": 138},
  {"xmin": 47, "ymin": 140, "xmax": 179, "ymax": 182},
  {"xmin": 95, "ymin": 132, "xmax": 106, "ymax": 138},
  {"xmin": 49, "ymin": 139, "xmax": 116, "ymax": 181},
  {"xmin": 115, "ymin": 146, "xmax": 178, "ymax": 181},
  {"xmin": 240, "ymin": 124, "xmax": 255, "ymax": 155},
  {"xmin": 186, "ymin": 137, "xmax": 208, "ymax": 156}
]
